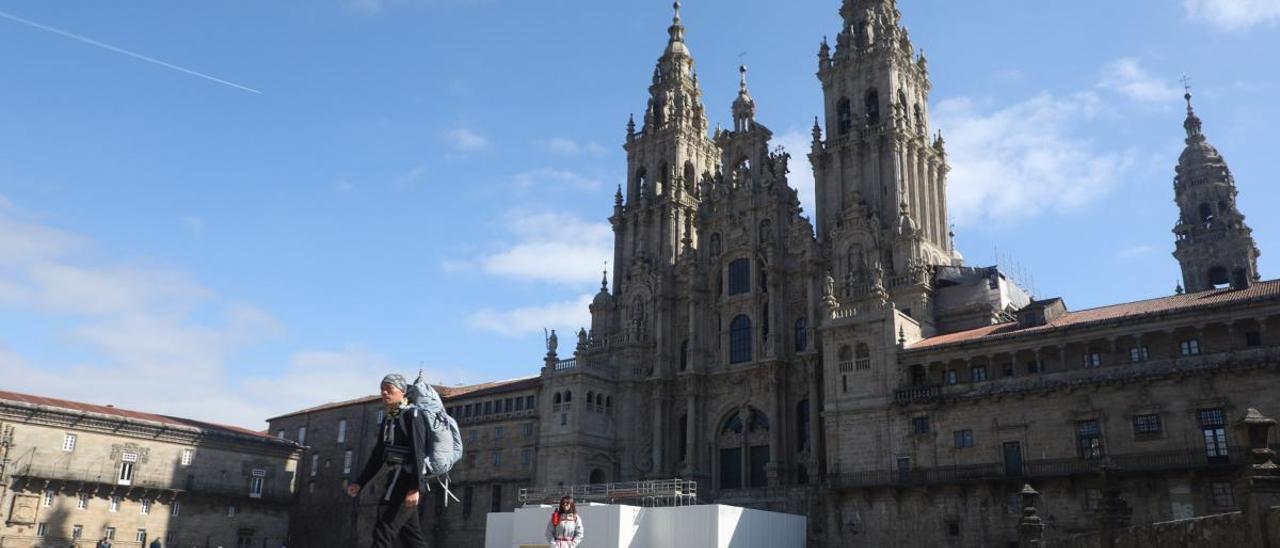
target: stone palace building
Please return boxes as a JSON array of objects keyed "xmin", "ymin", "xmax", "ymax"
[{"xmin": 268, "ymin": 1, "xmax": 1279, "ymax": 546}]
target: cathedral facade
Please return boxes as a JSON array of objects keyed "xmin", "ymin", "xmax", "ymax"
[{"xmin": 269, "ymin": 1, "xmax": 1279, "ymax": 546}]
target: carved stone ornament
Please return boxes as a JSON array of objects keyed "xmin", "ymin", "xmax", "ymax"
[
  {"xmin": 110, "ymin": 442, "xmax": 150, "ymax": 464},
  {"xmin": 8, "ymin": 493, "xmax": 38, "ymax": 525}
]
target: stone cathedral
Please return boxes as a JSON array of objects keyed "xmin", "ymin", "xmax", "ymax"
[{"xmin": 268, "ymin": 1, "xmax": 1278, "ymax": 547}]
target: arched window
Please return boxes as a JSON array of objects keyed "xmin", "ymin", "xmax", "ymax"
[
  {"xmin": 748, "ymin": 408, "xmax": 769, "ymax": 432},
  {"xmin": 564, "ymin": 391, "xmax": 572, "ymax": 403},
  {"xmin": 605, "ymin": 396, "xmax": 612, "ymax": 408},
  {"xmin": 761, "ymin": 303, "xmax": 770, "ymax": 338},
  {"xmin": 680, "ymin": 339, "xmax": 690, "ymax": 371},
  {"xmin": 1208, "ymin": 266, "xmax": 1230, "ymax": 287},
  {"xmin": 794, "ymin": 317, "xmax": 808, "ymax": 352},
  {"xmin": 636, "ymin": 167, "xmax": 648, "ymax": 196},
  {"xmin": 589, "ymin": 468, "xmax": 606, "ymax": 484},
  {"xmin": 1199, "ymin": 203, "xmax": 1214, "ymax": 223},
  {"xmin": 722, "ymin": 414, "xmax": 744, "ymax": 435},
  {"xmin": 838, "ymin": 345, "xmax": 853, "ymax": 362},
  {"xmin": 730, "ymin": 315, "xmax": 753, "ymax": 364},
  {"xmin": 554, "ymin": 392, "xmax": 562, "ymax": 404},
  {"xmin": 684, "ymin": 162, "xmax": 696, "ymax": 192},
  {"xmin": 856, "ymin": 343, "xmax": 871, "ymax": 370},
  {"xmin": 796, "ymin": 400, "xmax": 811, "ymax": 452},
  {"xmin": 837, "ymin": 97, "xmax": 853, "ymax": 135},
  {"xmin": 658, "ymin": 162, "xmax": 670, "ymax": 195},
  {"xmin": 865, "ymin": 89, "xmax": 880, "ymax": 125},
  {"xmin": 728, "ymin": 259, "xmax": 750, "ymax": 295},
  {"xmin": 586, "ymin": 392, "xmax": 594, "ymax": 405}
]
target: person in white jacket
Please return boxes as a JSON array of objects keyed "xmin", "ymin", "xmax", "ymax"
[{"xmin": 545, "ymin": 495, "xmax": 584, "ymax": 548}]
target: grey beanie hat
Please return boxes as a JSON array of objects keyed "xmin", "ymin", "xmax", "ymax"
[{"xmin": 381, "ymin": 373, "xmax": 408, "ymax": 392}]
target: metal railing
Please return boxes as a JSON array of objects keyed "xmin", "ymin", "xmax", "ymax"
[
  {"xmin": 11, "ymin": 463, "xmax": 292, "ymax": 503},
  {"xmin": 894, "ymin": 384, "xmax": 941, "ymax": 404},
  {"xmin": 519, "ymin": 478, "xmax": 698, "ymax": 508},
  {"xmin": 831, "ymin": 447, "xmax": 1259, "ymax": 490}
]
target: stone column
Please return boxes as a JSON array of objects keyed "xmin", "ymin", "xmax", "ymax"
[
  {"xmin": 1017, "ymin": 484, "xmax": 1045, "ymax": 548},
  {"xmin": 684, "ymin": 392, "xmax": 698, "ymax": 476},
  {"xmin": 1234, "ymin": 409, "xmax": 1280, "ymax": 548},
  {"xmin": 767, "ymin": 366, "xmax": 783, "ymax": 486},
  {"xmin": 652, "ymin": 389, "xmax": 666, "ymax": 478}
]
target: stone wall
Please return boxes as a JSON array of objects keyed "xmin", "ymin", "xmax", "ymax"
[{"xmin": 1269, "ymin": 506, "xmax": 1280, "ymax": 547}]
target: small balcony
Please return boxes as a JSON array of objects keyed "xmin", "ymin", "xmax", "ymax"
[
  {"xmin": 893, "ymin": 385, "xmax": 941, "ymax": 404},
  {"xmin": 10, "ymin": 463, "xmax": 294, "ymax": 503}
]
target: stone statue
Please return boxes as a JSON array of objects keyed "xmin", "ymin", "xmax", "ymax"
[
  {"xmin": 546, "ymin": 329, "xmax": 558, "ymax": 355},
  {"xmin": 577, "ymin": 328, "xmax": 588, "ymax": 348},
  {"xmin": 824, "ymin": 273, "xmax": 835, "ymax": 298}
]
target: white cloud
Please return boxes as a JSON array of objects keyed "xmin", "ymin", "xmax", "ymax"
[
  {"xmin": 1184, "ymin": 0, "xmax": 1280, "ymax": 30},
  {"xmin": 1098, "ymin": 58, "xmax": 1181, "ymax": 103},
  {"xmin": 444, "ymin": 127, "xmax": 491, "ymax": 154},
  {"xmin": 536, "ymin": 138, "xmax": 608, "ymax": 157},
  {"xmin": 1115, "ymin": 245, "xmax": 1156, "ymax": 260},
  {"xmin": 478, "ymin": 211, "xmax": 612, "ymax": 285},
  {"xmin": 467, "ymin": 294, "xmax": 593, "ymax": 338},
  {"xmin": 773, "ymin": 128, "xmax": 817, "ymax": 217},
  {"xmin": 512, "ymin": 168, "xmax": 603, "ymax": 192},
  {"xmin": 933, "ymin": 91, "xmax": 1135, "ymax": 227}
]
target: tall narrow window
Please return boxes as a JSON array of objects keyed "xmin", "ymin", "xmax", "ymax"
[
  {"xmin": 140, "ymin": 499, "xmax": 151, "ymax": 515},
  {"xmin": 1077, "ymin": 420, "xmax": 1104, "ymax": 459},
  {"xmin": 42, "ymin": 490, "xmax": 53, "ymax": 507},
  {"xmin": 462, "ymin": 486, "xmax": 474, "ymax": 517},
  {"xmin": 1200, "ymin": 408, "xmax": 1229, "ymax": 463},
  {"xmin": 250, "ymin": 468, "xmax": 266, "ymax": 498},
  {"xmin": 297, "ymin": 426, "xmax": 307, "ymax": 445},
  {"xmin": 337, "ymin": 419, "xmax": 347, "ymax": 443},
  {"xmin": 491, "ymin": 484, "xmax": 503, "ymax": 513},
  {"xmin": 680, "ymin": 339, "xmax": 689, "ymax": 371},
  {"xmin": 837, "ymin": 97, "xmax": 852, "ymax": 135},
  {"xmin": 1082, "ymin": 352, "xmax": 1102, "ymax": 368},
  {"xmin": 118, "ymin": 459, "xmax": 136, "ymax": 486},
  {"xmin": 727, "ymin": 259, "xmax": 750, "ymax": 295},
  {"xmin": 181, "ymin": 448, "xmax": 194, "ymax": 466},
  {"xmin": 730, "ymin": 315, "xmax": 753, "ymax": 364},
  {"xmin": 62, "ymin": 433, "xmax": 77, "ymax": 452},
  {"xmin": 343, "ymin": 450, "xmax": 353, "ymax": 475},
  {"xmin": 797, "ymin": 400, "xmax": 811, "ymax": 452},
  {"xmin": 72, "ymin": 525, "xmax": 83, "ymax": 539},
  {"xmin": 171, "ymin": 501, "xmax": 181, "ymax": 517},
  {"xmin": 109, "ymin": 495, "xmax": 120, "ymax": 512},
  {"xmin": 855, "ymin": 343, "xmax": 872, "ymax": 370},
  {"xmin": 865, "ymin": 89, "xmax": 881, "ymax": 125},
  {"xmin": 310, "ymin": 454, "xmax": 319, "ymax": 477},
  {"xmin": 794, "ymin": 317, "xmax": 808, "ymax": 352},
  {"xmin": 37, "ymin": 523, "xmax": 47, "ymax": 537},
  {"xmin": 77, "ymin": 493, "xmax": 88, "ymax": 510},
  {"xmin": 1129, "ymin": 346, "xmax": 1150, "ymax": 363}
]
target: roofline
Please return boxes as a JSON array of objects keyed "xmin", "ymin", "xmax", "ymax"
[{"xmin": 266, "ymin": 375, "xmax": 543, "ymax": 422}]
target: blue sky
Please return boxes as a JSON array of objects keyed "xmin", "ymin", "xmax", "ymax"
[{"xmin": 1, "ymin": 0, "xmax": 1277, "ymax": 428}]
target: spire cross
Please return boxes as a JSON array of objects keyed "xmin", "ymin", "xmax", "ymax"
[
  {"xmin": 1181, "ymin": 74, "xmax": 1193, "ymax": 96},
  {"xmin": 739, "ymin": 64, "xmax": 748, "ymax": 91}
]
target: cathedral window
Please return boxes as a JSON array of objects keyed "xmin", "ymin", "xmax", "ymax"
[
  {"xmin": 1200, "ymin": 408, "xmax": 1229, "ymax": 462},
  {"xmin": 1077, "ymin": 420, "xmax": 1104, "ymax": 459},
  {"xmin": 586, "ymin": 392, "xmax": 594, "ymax": 406},
  {"xmin": 684, "ymin": 162, "xmax": 696, "ymax": 192},
  {"xmin": 865, "ymin": 89, "xmax": 880, "ymax": 125},
  {"xmin": 837, "ymin": 98, "xmax": 853, "ymax": 135},
  {"xmin": 564, "ymin": 391, "xmax": 572, "ymax": 403},
  {"xmin": 553, "ymin": 392, "xmax": 561, "ymax": 405},
  {"xmin": 855, "ymin": 343, "xmax": 871, "ymax": 370},
  {"xmin": 1198, "ymin": 202, "xmax": 1214, "ymax": 223},
  {"xmin": 679, "ymin": 413, "xmax": 688, "ymax": 462},
  {"xmin": 1208, "ymin": 266, "xmax": 1229, "ymax": 288},
  {"xmin": 793, "ymin": 318, "xmax": 808, "ymax": 352},
  {"xmin": 658, "ymin": 162, "xmax": 670, "ymax": 195},
  {"xmin": 636, "ymin": 167, "xmax": 648, "ymax": 196},
  {"xmin": 728, "ymin": 259, "xmax": 751, "ymax": 295},
  {"xmin": 730, "ymin": 315, "xmax": 753, "ymax": 363},
  {"xmin": 837, "ymin": 345, "xmax": 853, "ymax": 371}
]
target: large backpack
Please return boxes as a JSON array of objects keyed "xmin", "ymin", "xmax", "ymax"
[{"xmin": 405, "ymin": 370, "xmax": 464, "ymax": 505}]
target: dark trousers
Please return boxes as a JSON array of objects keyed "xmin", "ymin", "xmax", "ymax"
[{"xmin": 370, "ymin": 492, "xmax": 431, "ymax": 548}]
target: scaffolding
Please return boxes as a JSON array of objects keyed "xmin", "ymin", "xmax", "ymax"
[{"xmin": 518, "ymin": 478, "xmax": 698, "ymax": 508}]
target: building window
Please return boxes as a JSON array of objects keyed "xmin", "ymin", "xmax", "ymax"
[
  {"xmin": 954, "ymin": 429, "xmax": 974, "ymax": 449},
  {"xmin": 276, "ymin": 430, "xmax": 285, "ymax": 439},
  {"xmin": 526, "ymin": 395, "xmax": 535, "ymax": 409},
  {"xmin": 42, "ymin": 490, "xmax": 53, "ymax": 507},
  {"xmin": 1077, "ymin": 420, "xmax": 1104, "ymax": 459},
  {"xmin": 911, "ymin": 416, "xmax": 930, "ymax": 434},
  {"xmin": 727, "ymin": 259, "xmax": 751, "ymax": 296},
  {"xmin": 560, "ymin": 413, "xmax": 567, "ymax": 426},
  {"xmin": 492, "ymin": 450, "xmax": 503, "ymax": 466},
  {"xmin": 166, "ymin": 532, "xmax": 176, "ymax": 545},
  {"xmin": 310, "ymin": 454, "xmax": 319, "ymax": 477},
  {"xmin": 494, "ymin": 426, "xmax": 504, "ymax": 440},
  {"xmin": 1200, "ymin": 408, "xmax": 1229, "ymax": 462},
  {"xmin": 1082, "ymin": 352, "xmax": 1102, "ymax": 368},
  {"xmin": 72, "ymin": 525, "xmax": 82, "ymax": 539},
  {"xmin": 375, "ymin": 410, "xmax": 384, "ymax": 424},
  {"xmin": 1002, "ymin": 362, "xmax": 1015, "ymax": 377},
  {"xmin": 1026, "ymin": 360, "xmax": 1043, "ymax": 374},
  {"xmin": 1179, "ymin": 339, "xmax": 1201, "ymax": 356},
  {"xmin": 522, "ymin": 423, "xmax": 534, "ymax": 437},
  {"xmin": 515, "ymin": 396, "xmax": 525, "ymax": 411},
  {"xmin": 794, "ymin": 318, "xmax": 808, "ymax": 352},
  {"xmin": 947, "ymin": 521, "xmax": 960, "ymax": 537},
  {"xmin": 62, "ymin": 433, "xmax": 77, "ymax": 452},
  {"xmin": 1211, "ymin": 481, "xmax": 1235, "ymax": 507},
  {"xmin": 1129, "ymin": 346, "xmax": 1150, "ymax": 362},
  {"xmin": 104, "ymin": 527, "xmax": 115, "ymax": 540},
  {"xmin": 1246, "ymin": 331, "xmax": 1262, "ymax": 347},
  {"xmin": 343, "ymin": 450, "xmax": 353, "ymax": 475},
  {"xmin": 171, "ymin": 501, "xmax": 181, "ymax": 517},
  {"xmin": 1085, "ymin": 488, "xmax": 1103, "ymax": 511},
  {"xmin": 140, "ymin": 499, "xmax": 151, "ymax": 515},
  {"xmin": 838, "ymin": 345, "xmax": 854, "ymax": 372},
  {"xmin": 729, "ymin": 315, "xmax": 753, "ymax": 363},
  {"xmin": 970, "ymin": 366, "xmax": 987, "ymax": 382},
  {"xmin": 944, "ymin": 369, "xmax": 958, "ymax": 384},
  {"xmin": 521, "ymin": 448, "xmax": 532, "ymax": 466},
  {"xmin": 109, "ymin": 495, "xmax": 120, "ymax": 512},
  {"xmin": 505, "ymin": 398, "xmax": 514, "ymax": 413},
  {"xmin": 297, "ymin": 426, "xmax": 307, "ymax": 445},
  {"xmin": 1133, "ymin": 414, "xmax": 1163, "ymax": 435},
  {"xmin": 484, "ymin": 401, "xmax": 493, "ymax": 415},
  {"xmin": 181, "ymin": 448, "xmax": 194, "ymax": 466},
  {"xmin": 250, "ymin": 468, "xmax": 266, "ymax": 498},
  {"xmin": 490, "ymin": 484, "xmax": 503, "ymax": 513},
  {"xmin": 337, "ymin": 419, "xmax": 347, "ymax": 443},
  {"xmin": 855, "ymin": 343, "xmax": 871, "ymax": 370},
  {"xmin": 227, "ymin": 504, "xmax": 237, "ymax": 518},
  {"xmin": 842, "ymin": 374, "xmax": 848, "ymax": 393},
  {"xmin": 76, "ymin": 493, "xmax": 88, "ymax": 509},
  {"xmin": 136, "ymin": 529, "xmax": 147, "ymax": 543},
  {"xmin": 468, "ymin": 430, "xmax": 478, "ymax": 443},
  {"xmin": 118, "ymin": 460, "xmax": 135, "ymax": 486},
  {"xmin": 236, "ymin": 530, "xmax": 253, "ymax": 548},
  {"xmin": 37, "ymin": 523, "xmax": 47, "ymax": 537}
]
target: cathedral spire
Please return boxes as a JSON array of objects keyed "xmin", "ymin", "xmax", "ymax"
[
  {"xmin": 731, "ymin": 65, "xmax": 756, "ymax": 132},
  {"xmin": 1171, "ymin": 90, "xmax": 1261, "ymax": 292}
]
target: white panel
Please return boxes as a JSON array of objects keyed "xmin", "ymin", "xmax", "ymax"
[
  {"xmin": 489, "ymin": 504, "xmax": 804, "ymax": 548},
  {"xmin": 486, "ymin": 512, "xmax": 514, "ymax": 548}
]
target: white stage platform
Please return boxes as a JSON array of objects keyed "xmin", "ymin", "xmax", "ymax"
[{"xmin": 484, "ymin": 503, "xmax": 806, "ymax": 548}]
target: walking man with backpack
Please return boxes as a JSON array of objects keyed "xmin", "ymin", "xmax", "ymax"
[{"xmin": 347, "ymin": 373, "xmax": 433, "ymax": 548}]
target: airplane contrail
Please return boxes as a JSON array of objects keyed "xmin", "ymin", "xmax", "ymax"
[{"xmin": 0, "ymin": 9, "xmax": 261, "ymax": 95}]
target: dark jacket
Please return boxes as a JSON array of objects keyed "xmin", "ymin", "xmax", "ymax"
[{"xmin": 355, "ymin": 405, "xmax": 429, "ymax": 498}]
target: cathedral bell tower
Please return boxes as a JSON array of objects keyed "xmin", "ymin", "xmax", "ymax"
[
  {"xmin": 810, "ymin": 0, "xmax": 958, "ymax": 323},
  {"xmin": 1172, "ymin": 91, "xmax": 1261, "ymax": 292},
  {"xmin": 613, "ymin": 1, "xmax": 720, "ymax": 295}
]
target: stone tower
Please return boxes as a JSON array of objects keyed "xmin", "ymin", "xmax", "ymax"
[
  {"xmin": 810, "ymin": 0, "xmax": 959, "ymax": 327},
  {"xmin": 1172, "ymin": 91, "xmax": 1260, "ymax": 292}
]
